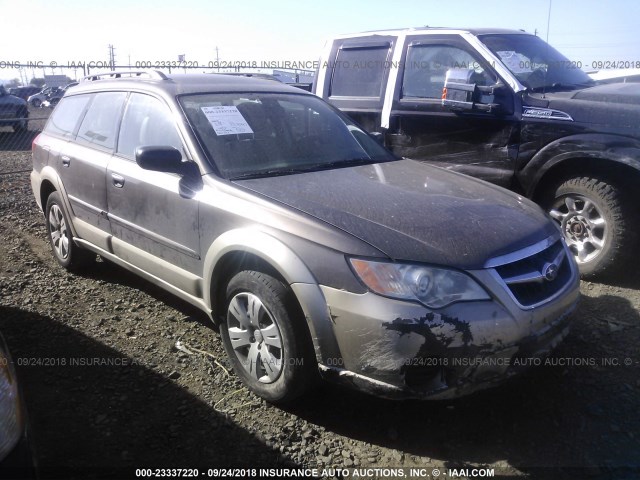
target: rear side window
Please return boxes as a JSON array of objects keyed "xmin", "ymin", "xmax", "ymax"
[
  {"xmin": 117, "ymin": 93, "xmax": 183, "ymax": 159},
  {"xmin": 77, "ymin": 92, "xmax": 127, "ymax": 150},
  {"xmin": 330, "ymin": 46, "xmax": 389, "ymax": 97},
  {"xmin": 44, "ymin": 95, "xmax": 91, "ymax": 138}
]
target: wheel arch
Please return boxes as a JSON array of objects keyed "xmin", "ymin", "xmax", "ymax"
[
  {"xmin": 530, "ymin": 155, "xmax": 640, "ymax": 203},
  {"xmin": 519, "ymin": 133, "xmax": 640, "ymax": 199},
  {"xmin": 202, "ymin": 228, "xmax": 340, "ymax": 365},
  {"xmin": 36, "ymin": 166, "xmax": 80, "ymax": 237}
]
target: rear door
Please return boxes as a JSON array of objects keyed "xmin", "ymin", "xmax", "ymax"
[
  {"xmin": 106, "ymin": 92, "xmax": 201, "ymax": 294},
  {"xmin": 56, "ymin": 92, "xmax": 127, "ymax": 250}
]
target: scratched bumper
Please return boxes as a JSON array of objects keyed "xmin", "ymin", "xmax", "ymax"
[{"xmin": 317, "ymin": 266, "xmax": 580, "ymax": 400}]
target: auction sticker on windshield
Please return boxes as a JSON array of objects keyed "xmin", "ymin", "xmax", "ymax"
[{"xmin": 201, "ymin": 105, "xmax": 254, "ymax": 135}]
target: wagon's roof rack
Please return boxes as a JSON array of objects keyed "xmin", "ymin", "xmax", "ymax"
[{"xmin": 81, "ymin": 70, "xmax": 169, "ymax": 82}]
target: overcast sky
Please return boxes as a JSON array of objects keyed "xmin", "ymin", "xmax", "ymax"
[{"xmin": 1, "ymin": 0, "xmax": 639, "ymax": 82}]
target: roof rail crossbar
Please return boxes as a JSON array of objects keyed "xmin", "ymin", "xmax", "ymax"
[{"xmin": 81, "ymin": 70, "xmax": 168, "ymax": 82}]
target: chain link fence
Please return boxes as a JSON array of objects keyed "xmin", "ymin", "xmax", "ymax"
[{"xmin": 1, "ymin": 106, "xmax": 48, "ymax": 160}]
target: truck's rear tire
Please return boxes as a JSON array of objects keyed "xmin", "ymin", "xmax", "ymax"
[{"xmin": 546, "ymin": 176, "xmax": 637, "ymax": 278}]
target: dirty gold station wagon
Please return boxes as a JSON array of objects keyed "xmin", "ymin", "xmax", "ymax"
[{"xmin": 31, "ymin": 71, "xmax": 580, "ymax": 403}]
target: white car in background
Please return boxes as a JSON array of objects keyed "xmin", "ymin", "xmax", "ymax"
[{"xmin": 589, "ymin": 68, "xmax": 640, "ymax": 84}]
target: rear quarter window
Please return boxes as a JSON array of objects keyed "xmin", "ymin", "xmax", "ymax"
[
  {"xmin": 44, "ymin": 95, "xmax": 91, "ymax": 139},
  {"xmin": 76, "ymin": 92, "xmax": 128, "ymax": 150}
]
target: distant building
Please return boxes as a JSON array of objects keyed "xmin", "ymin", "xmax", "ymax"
[
  {"xmin": 273, "ymin": 69, "xmax": 315, "ymax": 84},
  {"xmin": 44, "ymin": 75, "xmax": 72, "ymax": 88}
]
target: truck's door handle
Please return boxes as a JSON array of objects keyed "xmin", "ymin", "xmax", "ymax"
[
  {"xmin": 61, "ymin": 155, "xmax": 71, "ymax": 167},
  {"xmin": 111, "ymin": 173, "xmax": 125, "ymax": 188}
]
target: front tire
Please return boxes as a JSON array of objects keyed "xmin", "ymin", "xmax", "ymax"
[
  {"xmin": 546, "ymin": 176, "xmax": 637, "ymax": 277},
  {"xmin": 220, "ymin": 270, "xmax": 316, "ymax": 404},
  {"xmin": 45, "ymin": 192, "xmax": 94, "ymax": 271}
]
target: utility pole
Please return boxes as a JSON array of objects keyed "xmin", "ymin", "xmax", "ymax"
[
  {"xmin": 216, "ymin": 46, "xmax": 220, "ymax": 72},
  {"xmin": 108, "ymin": 44, "xmax": 116, "ymax": 70}
]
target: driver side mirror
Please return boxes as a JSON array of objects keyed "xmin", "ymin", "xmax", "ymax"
[
  {"xmin": 135, "ymin": 146, "xmax": 202, "ymax": 198},
  {"xmin": 442, "ymin": 69, "xmax": 512, "ymax": 114}
]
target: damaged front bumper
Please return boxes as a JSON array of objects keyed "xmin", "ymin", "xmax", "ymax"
[{"xmin": 316, "ymin": 262, "xmax": 580, "ymax": 400}]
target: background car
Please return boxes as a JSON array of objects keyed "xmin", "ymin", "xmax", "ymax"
[
  {"xmin": 7, "ymin": 86, "xmax": 41, "ymax": 102},
  {"xmin": 41, "ymin": 82, "xmax": 79, "ymax": 108},
  {"xmin": 0, "ymin": 331, "xmax": 35, "ymax": 479},
  {"xmin": 0, "ymin": 85, "xmax": 28, "ymax": 132},
  {"xmin": 27, "ymin": 87, "xmax": 60, "ymax": 108}
]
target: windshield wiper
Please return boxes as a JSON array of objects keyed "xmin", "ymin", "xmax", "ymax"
[
  {"xmin": 304, "ymin": 157, "xmax": 375, "ymax": 172},
  {"xmin": 529, "ymin": 82, "xmax": 591, "ymax": 93},
  {"xmin": 230, "ymin": 158, "xmax": 376, "ymax": 180},
  {"xmin": 230, "ymin": 168, "xmax": 307, "ymax": 180}
]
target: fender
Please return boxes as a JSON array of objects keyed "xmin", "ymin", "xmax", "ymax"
[
  {"xmin": 202, "ymin": 228, "xmax": 342, "ymax": 365},
  {"xmin": 520, "ymin": 133, "xmax": 640, "ymax": 197},
  {"xmin": 34, "ymin": 166, "xmax": 82, "ymax": 239}
]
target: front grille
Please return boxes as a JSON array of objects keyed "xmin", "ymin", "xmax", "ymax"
[{"xmin": 493, "ymin": 239, "xmax": 573, "ymax": 308}]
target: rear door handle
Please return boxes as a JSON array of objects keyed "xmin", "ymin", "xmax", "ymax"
[
  {"xmin": 111, "ymin": 173, "xmax": 125, "ymax": 188},
  {"xmin": 61, "ymin": 155, "xmax": 71, "ymax": 167}
]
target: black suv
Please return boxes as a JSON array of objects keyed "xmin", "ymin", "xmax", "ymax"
[
  {"xmin": 31, "ymin": 71, "xmax": 579, "ymax": 402},
  {"xmin": 0, "ymin": 85, "xmax": 28, "ymax": 132}
]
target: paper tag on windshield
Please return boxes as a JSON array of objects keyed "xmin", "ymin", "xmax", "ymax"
[
  {"xmin": 201, "ymin": 106, "xmax": 254, "ymax": 136},
  {"xmin": 497, "ymin": 51, "xmax": 531, "ymax": 74}
]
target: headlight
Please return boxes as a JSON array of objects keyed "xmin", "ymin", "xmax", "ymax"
[
  {"xmin": 0, "ymin": 338, "xmax": 22, "ymax": 461},
  {"xmin": 349, "ymin": 258, "xmax": 490, "ymax": 309}
]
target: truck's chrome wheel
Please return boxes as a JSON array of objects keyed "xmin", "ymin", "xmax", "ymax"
[
  {"xmin": 48, "ymin": 204, "xmax": 70, "ymax": 260},
  {"xmin": 226, "ymin": 292, "xmax": 283, "ymax": 384},
  {"xmin": 550, "ymin": 194, "xmax": 606, "ymax": 264}
]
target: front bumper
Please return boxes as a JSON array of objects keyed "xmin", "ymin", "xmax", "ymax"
[{"xmin": 316, "ymin": 262, "xmax": 580, "ymax": 400}]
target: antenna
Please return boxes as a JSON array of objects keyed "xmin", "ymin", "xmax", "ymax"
[{"xmin": 542, "ymin": 0, "xmax": 553, "ymax": 98}]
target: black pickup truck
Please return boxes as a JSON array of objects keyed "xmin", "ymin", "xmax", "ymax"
[{"xmin": 313, "ymin": 27, "xmax": 640, "ymax": 277}]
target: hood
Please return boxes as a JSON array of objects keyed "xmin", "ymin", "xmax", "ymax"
[
  {"xmin": 234, "ymin": 159, "xmax": 557, "ymax": 270},
  {"xmin": 572, "ymin": 82, "xmax": 640, "ymax": 105},
  {"xmin": 531, "ymin": 83, "xmax": 640, "ymax": 130}
]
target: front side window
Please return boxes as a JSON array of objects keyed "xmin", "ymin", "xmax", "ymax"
[
  {"xmin": 180, "ymin": 93, "xmax": 394, "ymax": 179},
  {"xmin": 77, "ymin": 92, "xmax": 127, "ymax": 150},
  {"xmin": 402, "ymin": 44, "xmax": 494, "ymax": 99},
  {"xmin": 44, "ymin": 95, "xmax": 91, "ymax": 138},
  {"xmin": 117, "ymin": 93, "xmax": 183, "ymax": 159}
]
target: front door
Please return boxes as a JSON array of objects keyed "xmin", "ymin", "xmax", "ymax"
[
  {"xmin": 106, "ymin": 92, "xmax": 201, "ymax": 294},
  {"xmin": 388, "ymin": 35, "xmax": 519, "ymax": 187}
]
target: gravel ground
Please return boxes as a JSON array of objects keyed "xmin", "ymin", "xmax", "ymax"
[{"xmin": 0, "ymin": 131, "xmax": 639, "ymax": 479}]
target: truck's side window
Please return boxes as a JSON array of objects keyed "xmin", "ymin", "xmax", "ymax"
[
  {"xmin": 330, "ymin": 46, "xmax": 388, "ymax": 97},
  {"xmin": 402, "ymin": 45, "xmax": 493, "ymax": 99}
]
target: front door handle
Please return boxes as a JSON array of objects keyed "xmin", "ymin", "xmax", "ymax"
[
  {"xmin": 111, "ymin": 173, "xmax": 125, "ymax": 188},
  {"xmin": 61, "ymin": 155, "xmax": 71, "ymax": 167}
]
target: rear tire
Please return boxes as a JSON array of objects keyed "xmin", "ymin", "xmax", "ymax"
[
  {"xmin": 45, "ymin": 192, "xmax": 95, "ymax": 271},
  {"xmin": 220, "ymin": 270, "xmax": 317, "ymax": 404},
  {"xmin": 545, "ymin": 176, "xmax": 637, "ymax": 278}
]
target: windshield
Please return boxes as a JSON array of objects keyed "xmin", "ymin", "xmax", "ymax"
[
  {"xmin": 479, "ymin": 34, "xmax": 594, "ymax": 91},
  {"xmin": 180, "ymin": 92, "xmax": 395, "ymax": 179}
]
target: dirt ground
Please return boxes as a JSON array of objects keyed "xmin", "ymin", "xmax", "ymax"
[{"xmin": 0, "ymin": 123, "xmax": 639, "ymax": 479}]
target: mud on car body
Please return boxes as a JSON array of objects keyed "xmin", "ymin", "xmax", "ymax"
[{"xmin": 30, "ymin": 71, "xmax": 579, "ymax": 402}]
